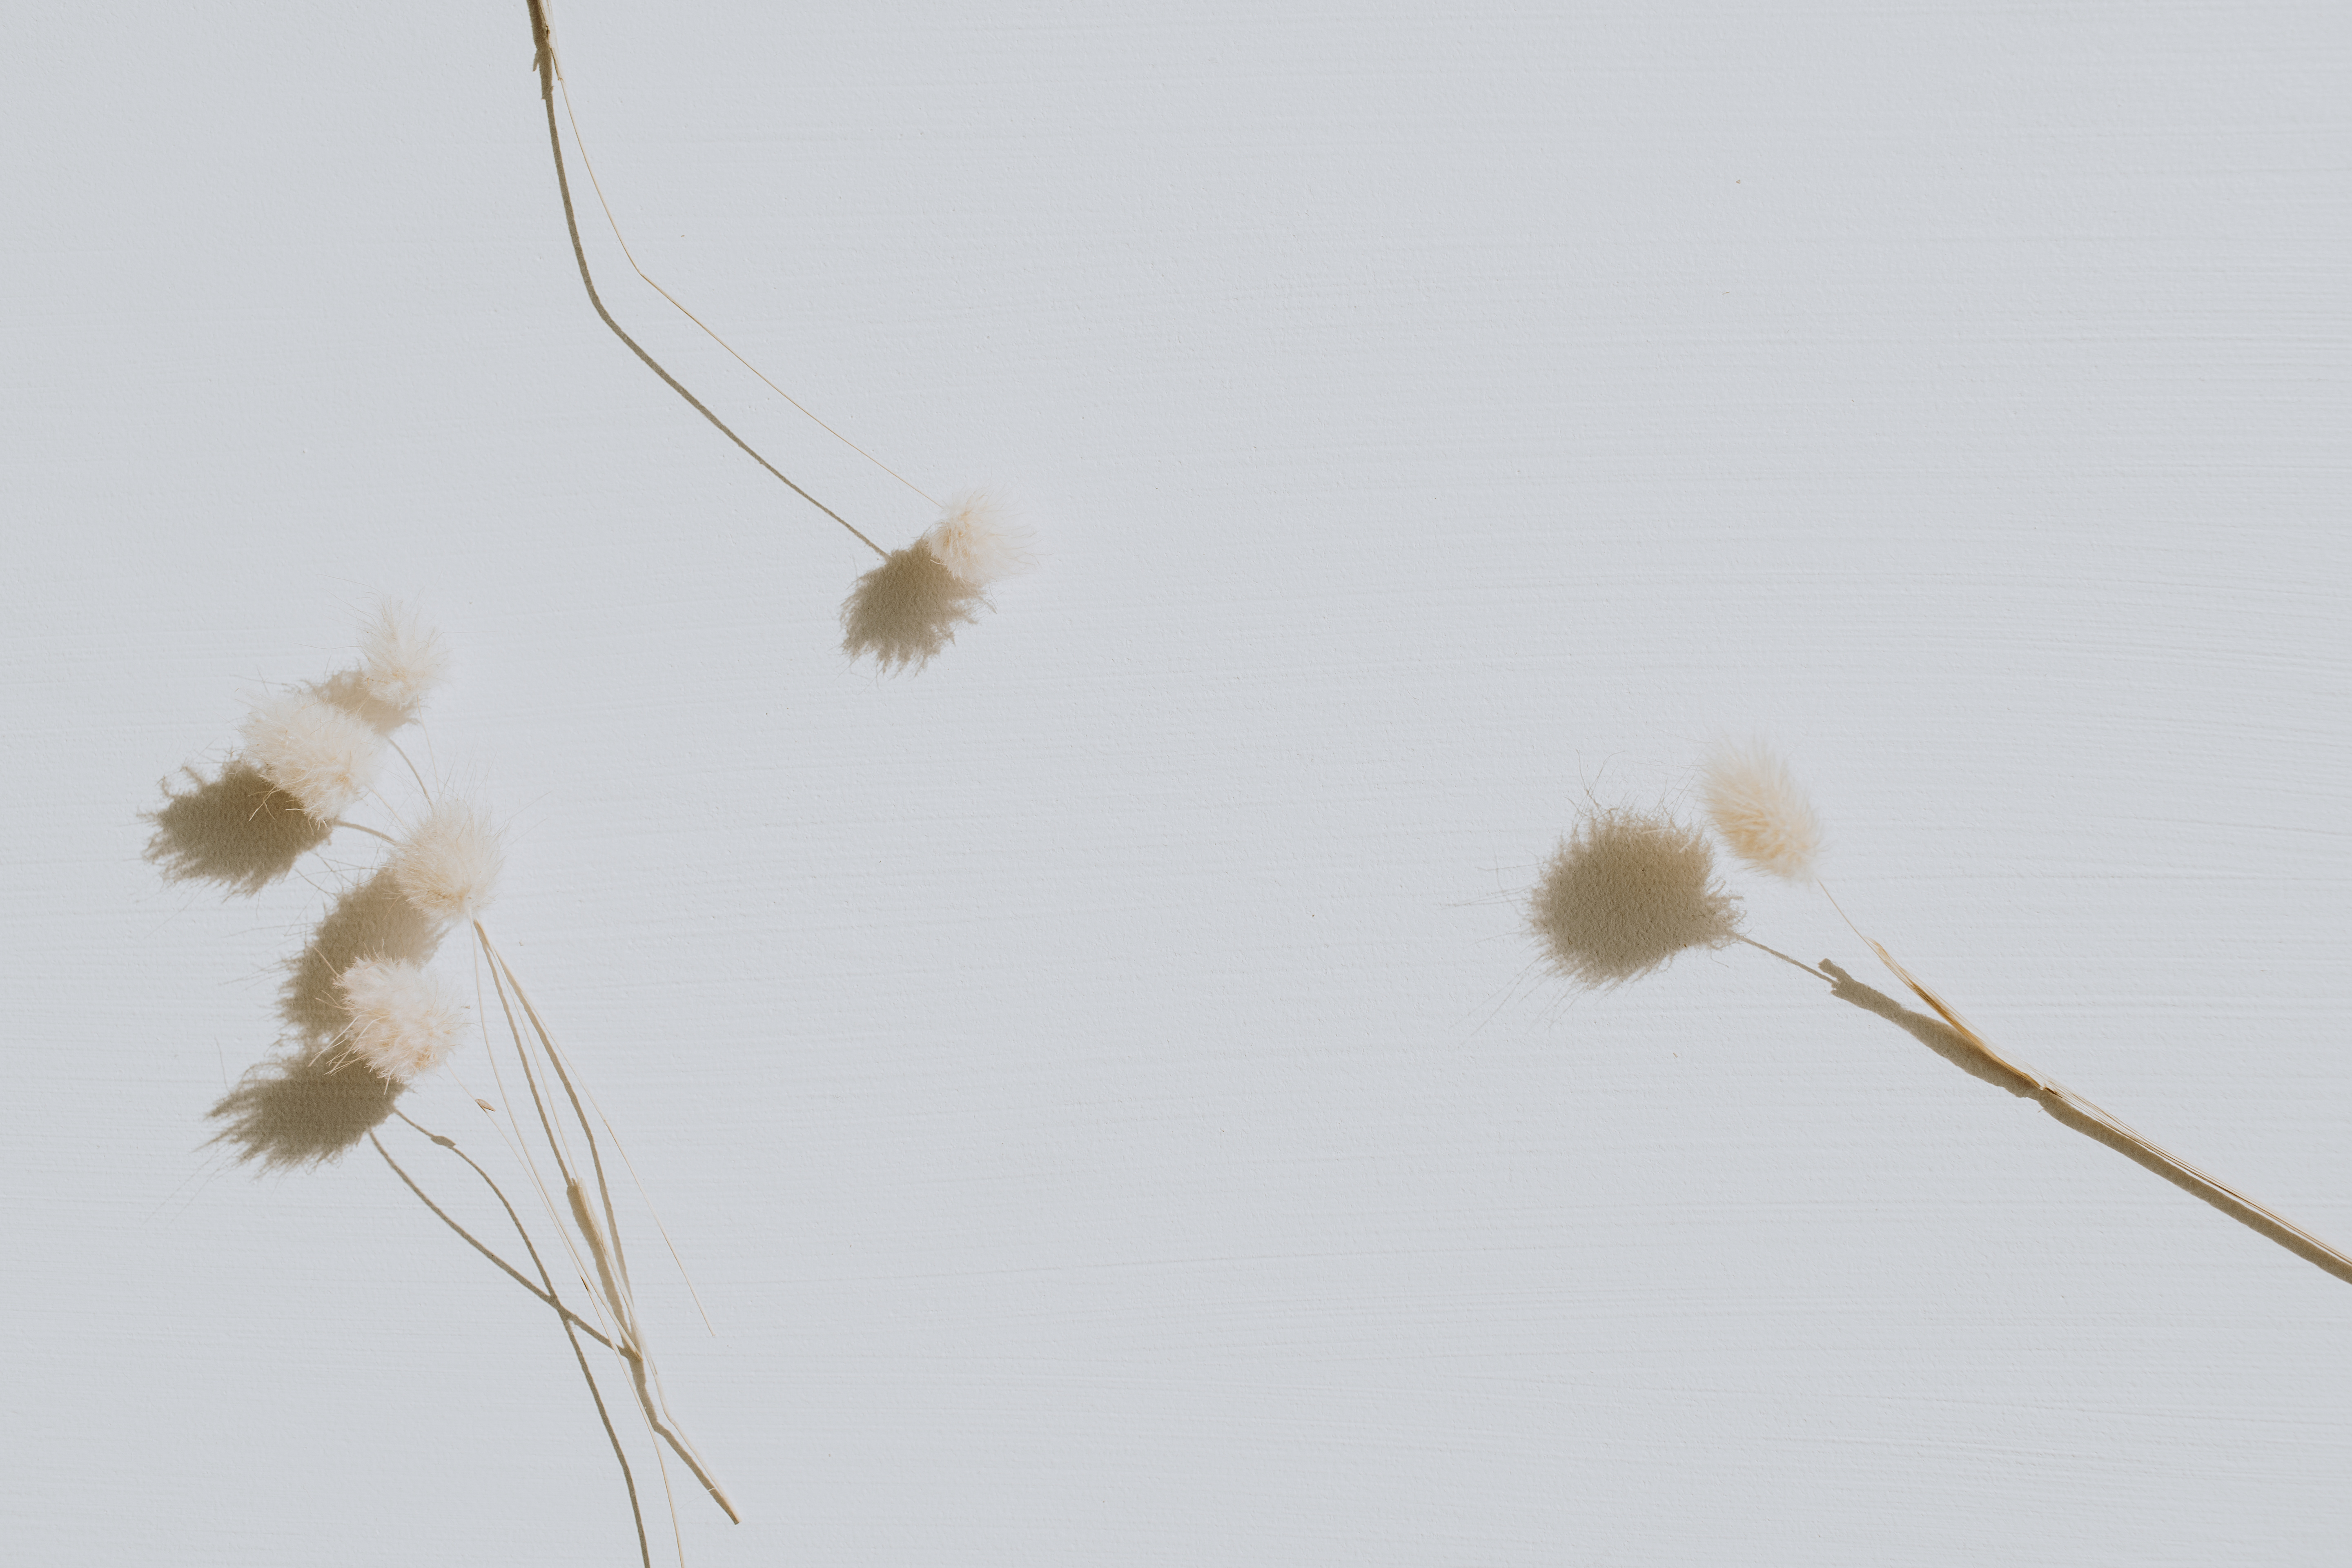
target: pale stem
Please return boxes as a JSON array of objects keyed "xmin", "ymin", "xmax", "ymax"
[
  {"xmin": 1753, "ymin": 914, "xmax": 2352, "ymax": 1288},
  {"xmin": 372, "ymin": 1127, "xmax": 651, "ymax": 1567},
  {"xmin": 519, "ymin": 0, "xmax": 886, "ymax": 560},
  {"xmin": 387, "ymin": 736, "xmax": 435, "ymax": 805}
]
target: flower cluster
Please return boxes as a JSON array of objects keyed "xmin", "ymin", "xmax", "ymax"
[
  {"xmin": 194, "ymin": 603, "xmax": 498, "ymax": 1085},
  {"xmin": 158, "ymin": 599, "xmax": 733, "ymax": 1546}
]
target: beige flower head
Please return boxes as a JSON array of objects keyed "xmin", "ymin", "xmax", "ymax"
[
  {"xmin": 239, "ymin": 692, "xmax": 385, "ymax": 822},
  {"xmin": 1699, "ymin": 743, "xmax": 1823, "ymax": 882},
  {"xmin": 1530, "ymin": 806, "xmax": 1744, "ymax": 987},
  {"xmin": 389, "ymin": 799, "xmax": 503, "ymax": 925},
  {"xmin": 336, "ymin": 958, "xmax": 466, "ymax": 1083}
]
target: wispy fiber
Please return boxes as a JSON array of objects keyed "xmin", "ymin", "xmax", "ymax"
[
  {"xmin": 356, "ymin": 601, "xmax": 452, "ymax": 724},
  {"xmin": 281, "ymin": 869, "xmax": 443, "ymax": 1049},
  {"xmin": 921, "ymin": 492, "xmax": 1034, "ymax": 588}
]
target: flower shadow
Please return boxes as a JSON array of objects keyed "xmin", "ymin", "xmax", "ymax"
[
  {"xmin": 840, "ymin": 546, "xmax": 988, "ymax": 673},
  {"xmin": 144, "ymin": 762, "xmax": 333, "ymax": 898},
  {"xmin": 279, "ymin": 869, "xmax": 445, "ymax": 1050},
  {"xmin": 207, "ymin": 1051, "xmax": 403, "ymax": 1172},
  {"xmin": 207, "ymin": 868, "xmax": 447, "ymax": 1170}
]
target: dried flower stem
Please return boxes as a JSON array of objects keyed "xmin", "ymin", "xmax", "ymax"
[
  {"xmin": 550, "ymin": 70, "xmax": 938, "ymax": 507},
  {"xmin": 476, "ymin": 921, "xmax": 742, "ymax": 1524},
  {"xmin": 371, "ymin": 1125, "xmax": 651, "ymax": 1568},
  {"xmin": 1729, "ymin": 932, "xmax": 1822, "ymax": 980},
  {"xmin": 521, "ymin": 0, "xmax": 886, "ymax": 560},
  {"xmin": 1745, "ymin": 928, "xmax": 2352, "ymax": 1287}
]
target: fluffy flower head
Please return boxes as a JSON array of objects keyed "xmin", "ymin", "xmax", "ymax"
[
  {"xmin": 336, "ymin": 958, "xmax": 466, "ymax": 1082},
  {"xmin": 389, "ymin": 799, "xmax": 503, "ymax": 925},
  {"xmin": 240, "ymin": 692, "xmax": 384, "ymax": 822},
  {"xmin": 1530, "ymin": 806, "xmax": 1743, "ymax": 987},
  {"xmin": 356, "ymin": 601, "xmax": 451, "ymax": 722},
  {"xmin": 919, "ymin": 492, "xmax": 1033, "ymax": 588},
  {"xmin": 1700, "ymin": 743, "xmax": 1823, "ymax": 882}
]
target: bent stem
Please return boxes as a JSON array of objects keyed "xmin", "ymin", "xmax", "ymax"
[{"xmin": 518, "ymin": 0, "xmax": 885, "ymax": 561}]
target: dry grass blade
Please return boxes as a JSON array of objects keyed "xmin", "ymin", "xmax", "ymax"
[
  {"xmin": 1861, "ymin": 938, "xmax": 2049, "ymax": 1093},
  {"xmin": 1851, "ymin": 939, "xmax": 2352, "ymax": 1283}
]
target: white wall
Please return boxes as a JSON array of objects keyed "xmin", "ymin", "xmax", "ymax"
[{"xmin": 5, "ymin": 2, "xmax": 2346, "ymax": 1561}]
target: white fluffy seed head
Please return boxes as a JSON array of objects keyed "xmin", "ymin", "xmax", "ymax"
[
  {"xmin": 389, "ymin": 799, "xmax": 503, "ymax": 925},
  {"xmin": 336, "ymin": 958, "xmax": 466, "ymax": 1083},
  {"xmin": 918, "ymin": 492, "xmax": 1033, "ymax": 588},
  {"xmin": 239, "ymin": 692, "xmax": 385, "ymax": 822},
  {"xmin": 1699, "ymin": 743, "xmax": 1824, "ymax": 882},
  {"xmin": 356, "ymin": 601, "xmax": 451, "ymax": 722}
]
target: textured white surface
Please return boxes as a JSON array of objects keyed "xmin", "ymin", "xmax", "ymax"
[{"xmin": 5, "ymin": 1, "xmax": 2348, "ymax": 1562}]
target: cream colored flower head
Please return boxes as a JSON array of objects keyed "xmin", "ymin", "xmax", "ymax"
[
  {"xmin": 1700, "ymin": 743, "xmax": 1823, "ymax": 882},
  {"xmin": 918, "ymin": 492, "xmax": 1034, "ymax": 588},
  {"xmin": 389, "ymin": 799, "xmax": 503, "ymax": 925},
  {"xmin": 1529, "ymin": 806, "xmax": 1743, "ymax": 987},
  {"xmin": 336, "ymin": 957, "xmax": 466, "ymax": 1083},
  {"xmin": 240, "ymin": 692, "xmax": 385, "ymax": 822},
  {"xmin": 356, "ymin": 601, "xmax": 451, "ymax": 722}
]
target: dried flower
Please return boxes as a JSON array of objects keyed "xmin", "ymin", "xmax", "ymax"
[
  {"xmin": 1530, "ymin": 807, "xmax": 1742, "ymax": 986},
  {"xmin": 336, "ymin": 958, "xmax": 466, "ymax": 1082},
  {"xmin": 919, "ymin": 492, "xmax": 1033, "ymax": 588},
  {"xmin": 240, "ymin": 692, "xmax": 385, "ymax": 822},
  {"xmin": 356, "ymin": 601, "xmax": 451, "ymax": 722},
  {"xmin": 390, "ymin": 799, "xmax": 503, "ymax": 925},
  {"xmin": 1700, "ymin": 743, "xmax": 1823, "ymax": 882}
]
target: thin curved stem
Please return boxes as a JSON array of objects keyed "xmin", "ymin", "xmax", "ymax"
[
  {"xmin": 521, "ymin": 0, "xmax": 887, "ymax": 560},
  {"xmin": 370, "ymin": 1131, "xmax": 608, "ymax": 1345},
  {"xmin": 372, "ymin": 1129, "xmax": 650, "ymax": 1566},
  {"xmin": 387, "ymin": 737, "xmax": 435, "ymax": 806},
  {"xmin": 553, "ymin": 71, "xmax": 937, "ymax": 507}
]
